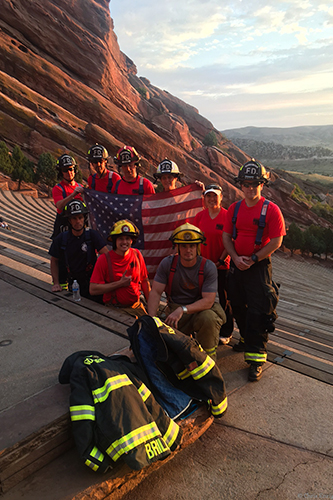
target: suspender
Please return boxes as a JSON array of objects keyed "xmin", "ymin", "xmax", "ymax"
[
  {"xmin": 166, "ymin": 254, "xmax": 207, "ymax": 297},
  {"xmin": 114, "ymin": 176, "xmax": 144, "ymax": 195},
  {"xmin": 91, "ymin": 171, "xmax": 114, "ymax": 193},
  {"xmin": 232, "ymin": 199, "xmax": 270, "ymax": 248},
  {"xmin": 56, "ymin": 183, "xmax": 66, "ymax": 199},
  {"xmin": 105, "ymin": 249, "xmax": 141, "ymax": 305}
]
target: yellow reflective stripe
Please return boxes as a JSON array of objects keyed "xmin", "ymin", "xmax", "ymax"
[
  {"xmin": 244, "ymin": 352, "xmax": 267, "ymax": 363},
  {"xmin": 153, "ymin": 317, "xmax": 163, "ymax": 327},
  {"xmin": 92, "ymin": 374, "xmax": 132, "ymax": 403},
  {"xmin": 106, "ymin": 422, "xmax": 161, "ymax": 461},
  {"xmin": 177, "ymin": 368, "xmax": 191, "ymax": 380},
  {"xmin": 85, "ymin": 459, "xmax": 99, "ymax": 471},
  {"xmin": 90, "ymin": 446, "xmax": 104, "ymax": 463},
  {"xmin": 138, "ymin": 382, "xmax": 151, "ymax": 402},
  {"xmin": 70, "ymin": 405, "xmax": 95, "ymax": 421},
  {"xmin": 205, "ymin": 346, "xmax": 216, "ymax": 356},
  {"xmin": 163, "ymin": 419, "xmax": 180, "ymax": 449},
  {"xmin": 211, "ymin": 397, "xmax": 228, "ymax": 416},
  {"xmin": 189, "ymin": 355, "xmax": 215, "ymax": 380}
]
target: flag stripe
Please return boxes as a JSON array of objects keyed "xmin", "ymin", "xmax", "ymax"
[{"xmin": 84, "ymin": 184, "xmax": 203, "ymax": 277}]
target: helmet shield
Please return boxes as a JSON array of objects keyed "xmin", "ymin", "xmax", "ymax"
[
  {"xmin": 170, "ymin": 223, "xmax": 206, "ymax": 246},
  {"xmin": 87, "ymin": 144, "xmax": 108, "ymax": 162},
  {"xmin": 154, "ymin": 159, "xmax": 181, "ymax": 179},
  {"xmin": 63, "ymin": 200, "xmax": 89, "ymax": 218},
  {"xmin": 235, "ymin": 159, "xmax": 269, "ymax": 184},
  {"xmin": 114, "ymin": 146, "xmax": 141, "ymax": 165}
]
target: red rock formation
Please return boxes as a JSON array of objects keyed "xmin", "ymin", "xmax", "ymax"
[{"xmin": 0, "ymin": 0, "xmax": 331, "ymax": 227}]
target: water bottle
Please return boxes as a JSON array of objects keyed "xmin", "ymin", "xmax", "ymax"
[{"xmin": 72, "ymin": 280, "xmax": 81, "ymax": 302}]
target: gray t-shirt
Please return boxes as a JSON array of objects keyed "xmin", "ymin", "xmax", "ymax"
[{"xmin": 154, "ymin": 255, "xmax": 217, "ymax": 305}]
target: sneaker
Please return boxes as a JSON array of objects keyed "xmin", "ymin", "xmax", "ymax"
[
  {"xmin": 232, "ymin": 341, "xmax": 245, "ymax": 352},
  {"xmin": 219, "ymin": 336, "xmax": 231, "ymax": 345},
  {"xmin": 248, "ymin": 364, "xmax": 262, "ymax": 382}
]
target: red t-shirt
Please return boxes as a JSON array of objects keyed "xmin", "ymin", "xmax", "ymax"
[
  {"xmin": 52, "ymin": 181, "xmax": 83, "ymax": 214},
  {"xmin": 115, "ymin": 176, "xmax": 155, "ymax": 195},
  {"xmin": 87, "ymin": 170, "xmax": 121, "ymax": 193},
  {"xmin": 224, "ymin": 197, "xmax": 286, "ymax": 256},
  {"xmin": 90, "ymin": 248, "xmax": 148, "ymax": 305},
  {"xmin": 193, "ymin": 208, "xmax": 230, "ymax": 269}
]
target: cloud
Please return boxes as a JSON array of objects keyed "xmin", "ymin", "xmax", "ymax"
[{"xmin": 111, "ymin": 0, "xmax": 333, "ymax": 127}]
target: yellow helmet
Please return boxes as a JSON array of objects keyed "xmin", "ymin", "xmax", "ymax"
[
  {"xmin": 170, "ymin": 223, "xmax": 206, "ymax": 246},
  {"xmin": 107, "ymin": 220, "xmax": 140, "ymax": 243}
]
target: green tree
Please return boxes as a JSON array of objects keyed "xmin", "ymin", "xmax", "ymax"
[
  {"xmin": 302, "ymin": 226, "xmax": 325, "ymax": 258},
  {"xmin": 283, "ymin": 222, "xmax": 303, "ymax": 256},
  {"xmin": 0, "ymin": 141, "xmax": 13, "ymax": 175},
  {"xmin": 75, "ymin": 167, "xmax": 83, "ymax": 184},
  {"xmin": 10, "ymin": 145, "xmax": 34, "ymax": 190},
  {"xmin": 35, "ymin": 152, "xmax": 57, "ymax": 195},
  {"xmin": 321, "ymin": 228, "xmax": 333, "ymax": 260},
  {"xmin": 203, "ymin": 131, "xmax": 218, "ymax": 147}
]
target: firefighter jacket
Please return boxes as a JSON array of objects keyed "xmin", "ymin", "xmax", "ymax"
[
  {"xmin": 127, "ymin": 315, "xmax": 228, "ymax": 418},
  {"xmin": 58, "ymin": 351, "xmax": 182, "ymax": 473}
]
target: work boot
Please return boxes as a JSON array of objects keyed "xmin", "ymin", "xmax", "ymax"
[
  {"xmin": 248, "ymin": 364, "xmax": 262, "ymax": 382},
  {"xmin": 232, "ymin": 340, "xmax": 245, "ymax": 352}
]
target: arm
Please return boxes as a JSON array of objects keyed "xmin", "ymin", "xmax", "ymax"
[
  {"xmin": 215, "ymin": 248, "xmax": 229, "ymax": 268},
  {"xmin": 55, "ymin": 186, "xmax": 84, "ymax": 212},
  {"xmin": 250, "ymin": 236, "xmax": 283, "ymax": 263},
  {"xmin": 165, "ymin": 291, "xmax": 216, "ymax": 329},
  {"xmin": 89, "ymin": 272, "xmax": 132, "ymax": 296},
  {"xmin": 50, "ymin": 256, "xmax": 62, "ymax": 292},
  {"xmin": 141, "ymin": 278, "xmax": 151, "ymax": 302},
  {"xmin": 98, "ymin": 246, "xmax": 109, "ymax": 256},
  {"xmin": 147, "ymin": 280, "xmax": 166, "ymax": 317}
]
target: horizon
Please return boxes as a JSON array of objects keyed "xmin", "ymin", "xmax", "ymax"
[{"xmin": 111, "ymin": 1, "xmax": 333, "ymax": 131}]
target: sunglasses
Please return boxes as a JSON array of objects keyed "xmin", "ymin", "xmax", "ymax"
[
  {"xmin": 241, "ymin": 181, "xmax": 262, "ymax": 188},
  {"xmin": 62, "ymin": 167, "xmax": 75, "ymax": 172},
  {"xmin": 205, "ymin": 184, "xmax": 222, "ymax": 191}
]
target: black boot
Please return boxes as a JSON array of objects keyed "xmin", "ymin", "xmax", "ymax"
[{"xmin": 248, "ymin": 364, "xmax": 262, "ymax": 382}]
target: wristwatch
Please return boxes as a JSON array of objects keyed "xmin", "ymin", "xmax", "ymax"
[
  {"xmin": 181, "ymin": 306, "xmax": 188, "ymax": 314},
  {"xmin": 218, "ymin": 258, "xmax": 225, "ymax": 265},
  {"xmin": 251, "ymin": 254, "xmax": 258, "ymax": 264}
]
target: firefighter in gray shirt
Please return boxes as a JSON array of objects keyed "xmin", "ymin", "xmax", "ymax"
[{"xmin": 148, "ymin": 223, "xmax": 226, "ymax": 360}]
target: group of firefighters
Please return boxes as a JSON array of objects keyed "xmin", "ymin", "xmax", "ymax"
[{"xmin": 49, "ymin": 144, "xmax": 285, "ymax": 383}]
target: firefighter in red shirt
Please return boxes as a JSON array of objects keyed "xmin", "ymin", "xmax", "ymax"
[
  {"xmin": 223, "ymin": 160, "xmax": 286, "ymax": 382},
  {"xmin": 51, "ymin": 154, "xmax": 84, "ymax": 239},
  {"xmin": 87, "ymin": 144, "xmax": 121, "ymax": 193},
  {"xmin": 113, "ymin": 146, "xmax": 155, "ymax": 195},
  {"xmin": 89, "ymin": 220, "xmax": 150, "ymax": 318}
]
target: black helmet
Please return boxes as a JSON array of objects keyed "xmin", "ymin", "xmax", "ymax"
[
  {"xmin": 63, "ymin": 200, "xmax": 89, "ymax": 218},
  {"xmin": 87, "ymin": 144, "xmax": 109, "ymax": 162},
  {"xmin": 56, "ymin": 154, "xmax": 77, "ymax": 178},
  {"xmin": 235, "ymin": 159, "xmax": 269, "ymax": 184}
]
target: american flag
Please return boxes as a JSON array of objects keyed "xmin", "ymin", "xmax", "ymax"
[{"xmin": 84, "ymin": 184, "xmax": 203, "ymax": 277}]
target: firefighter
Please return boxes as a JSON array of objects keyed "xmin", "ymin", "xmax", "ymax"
[
  {"xmin": 113, "ymin": 146, "xmax": 155, "ymax": 195},
  {"xmin": 148, "ymin": 223, "xmax": 226, "ymax": 360},
  {"xmin": 194, "ymin": 184, "xmax": 234, "ymax": 344},
  {"xmin": 49, "ymin": 200, "xmax": 108, "ymax": 300},
  {"xmin": 89, "ymin": 220, "xmax": 150, "ymax": 317},
  {"xmin": 223, "ymin": 159, "xmax": 286, "ymax": 381},
  {"xmin": 153, "ymin": 159, "xmax": 182, "ymax": 191},
  {"xmin": 51, "ymin": 154, "xmax": 84, "ymax": 239},
  {"xmin": 87, "ymin": 144, "xmax": 121, "ymax": 193}
]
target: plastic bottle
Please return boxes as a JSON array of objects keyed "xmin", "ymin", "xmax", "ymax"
[{"xmin": 72, "ymin": 280, "xmax": 81, "ymax": 302}]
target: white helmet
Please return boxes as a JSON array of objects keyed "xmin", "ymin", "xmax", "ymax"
[{"xmin": 154, "ymin": 159, "xmax": 182, "ymax": 180}]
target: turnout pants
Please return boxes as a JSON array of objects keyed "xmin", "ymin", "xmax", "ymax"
[
  {"xmin": 227, "ymin": 258, "xmax": 279, "ymax": 365},
  {"xmin": 167, "ymin": 302, "xmax": 226, "ymax": 360}
]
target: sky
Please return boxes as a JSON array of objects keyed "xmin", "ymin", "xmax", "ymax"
[{"xmin": 110, "ymin": 1, "xmax": 333, "ymax": 131}]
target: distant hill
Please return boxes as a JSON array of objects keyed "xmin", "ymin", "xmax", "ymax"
[
  {"xmin": 221, "ymin": 125, "xmax": 333, "ymax": 149},
  {"xmin": 221, "ymin": 125, "xmax": 333, "ymax": 176}
]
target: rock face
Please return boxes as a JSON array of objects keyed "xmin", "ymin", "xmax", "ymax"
[{"xmin": 0, "ymin": 0, "xmax": 331, "ymax": 227}]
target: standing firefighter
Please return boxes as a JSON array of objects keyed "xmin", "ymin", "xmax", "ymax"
[
  {"xmin": 148, "ymin": 223, "xmax": 226, "ymax": 360},
  {"xmin": 87, "ymin": 144, "xmax": 121, "ymax": 193},
  {"xmin": 223, "ymin": 160, "xmax": 286, "ymax": 381},
  {"xmin": 113, "ymin": 146, "xmax": 155, "ymax": 195},
  {"xmin": 51, "ymin": 154, "xmax": 84, "ymax": 239},
  {"xmin": 153, "ymin": 159, "xmax": 182, "ymax": 192}
]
